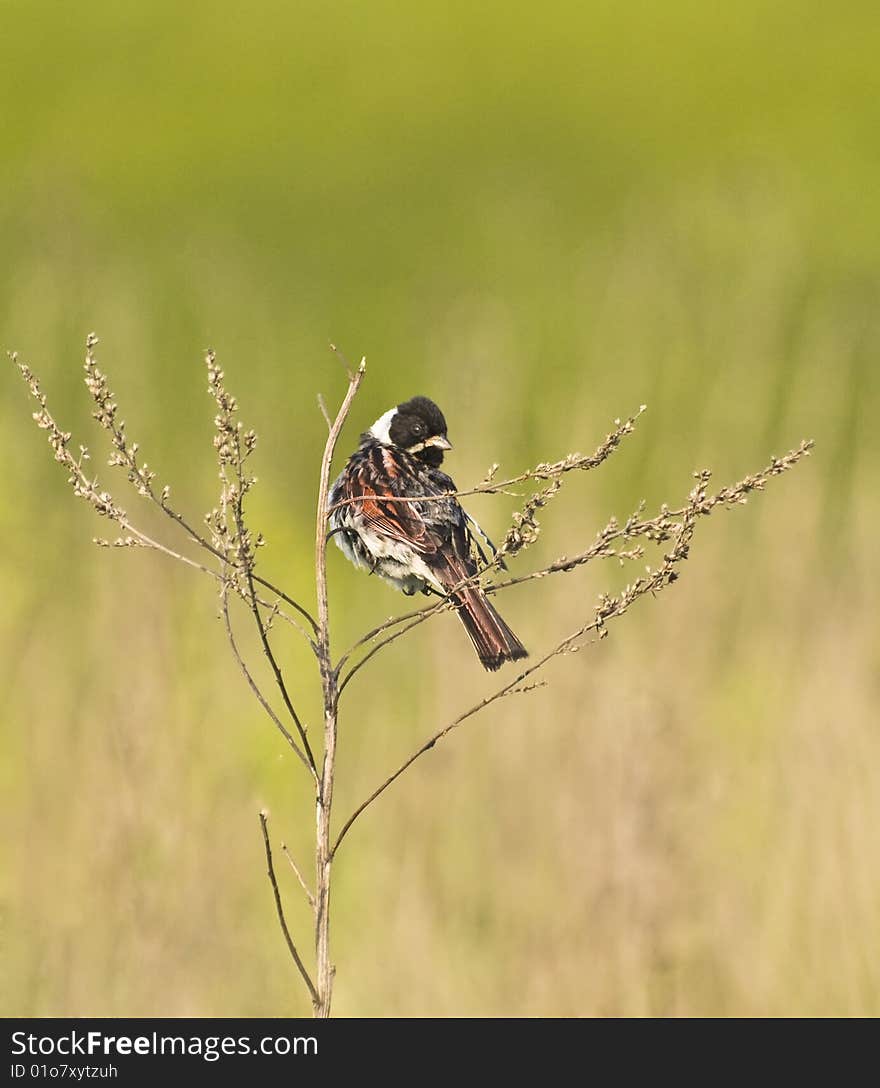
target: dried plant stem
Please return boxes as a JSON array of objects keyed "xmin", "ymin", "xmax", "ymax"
[
  {"xmin": 259, "ymin": 811, "xmax": 318, "ymax": 1010},
  {"xmin": 221, "ymin": 584, "xmax": 312, "ymax": 770},
  {"xmin": 313, "ymin": 356, "xmax": 366, "ymax": 1019},
  {"xmin": 83, "ymin": 334, "xmax": 319, "ymax": 638},
  {"xmin": 237, "ymin": 525, "xmax": 318, "ymax": 781},
  {"xmin": 331, "ymin": 447, "xmax": 814, "ymax": 854},
  {"xmin": 282, "ymin": 843, "xmax": 317, "ymax": 912},
  {"xmin": 326, "ymin": 404, "xmax": 647, "ymax": 516},
  {"xmin": 335, "ymin": 440, "xmax": 815, "ymax": 692},
  {"xmin": 337, "ymin": 610, "xmax": 437, "ymax": 695},
  {"xmin": 206, "ymin": 351, "xmax": 318, "ymax": 781},
  {"xmin": 331, "ymin": 517, "xmax": 694, "ymax": 857},
  {"xmin": 161, "ymin": 499, "xmax": 320, "ymax": 638},
  {"xmin": 12, "ymin": 336, "xmax": 813, "ymax": 1019}
]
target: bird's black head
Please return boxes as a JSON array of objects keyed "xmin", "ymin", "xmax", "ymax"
[{"xmin": 370, "ymin": 395, "xmax": 453, "ymax": 466}]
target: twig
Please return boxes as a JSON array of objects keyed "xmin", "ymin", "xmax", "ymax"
[
  {"xmin": 249, "ymin": 575, "xmax": 319, "ymax": 637},
  {"xmin": 328, "ymin": 342, "xmax": 355, "ymax": 379},
  {"xmin": 331, "ymin": 583, "xmax": 671, "ymax": 859},
  {"xmin": 334, "ymin": 601, "xmax": 437, "ymax": 678},
  {"xmin": 282, "ymin": 843, "xmax": 317, "ymax": 912},
  {"xmin": 326, "ymin": 404, "xmax": 647, "ymax": 516},
  {"xmin": 335, "ymin": 440, "xmax": 815, "ymax": 693},
  {"xmin": 242, "ymin": 558, "xmax": 318, "ymax": 778},
  {"xmin": 221, "ymin": 584, "xmax": 313, "ymax": 772},
  {"xmin": 313, "ymin": 354, "xmax": 367, "ymax": 1019},
  {"xmin": 331, "ymin": 448, "xmax": 814, "ymax": 855},
  {"xmin": 16, "ymin": 344, "xmax": 321, "ymax": 656},
  {"xmin": 337, "ymin": 604, "xmax": 451, "ymax": 694},
  {"xmin": 207, "ymin": 352, "xmax": 319, "ymax": 782},
  {"xmin": 82, "ymin": 335, "xmax": 319, "ymax": 637},
  {"xmin": 331, "ymin": 407, "xmax": 650, "ymax": 683},
  {"xmin": 13, "ymin": 335, "xmax": 815, "ymax": 1019},
  {"xmin": 259, "ymin": 811, "xmax": 318, "ymax": 1010},
  {"xmin": 243, "ymin": 562, "xmax": 319, "ymax": 782},
  {"xmin": 315, "ymin": 357, "xmax": 367, "ymax": 660},
  {"xmin": 317, "ymin": 393, "xmax": 333, "ymax": 431},
  {"xmin": 255, "ymin": 592, "xmax": 314, "ymax": 643},
  {"xmin": 162, "ymin": 497, "xmax": 319, "ymax": 636}
]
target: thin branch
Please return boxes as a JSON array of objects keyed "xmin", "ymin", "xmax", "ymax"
[
  {"xmin": 313, "ymin": 353, "xmax": 367, "ymax": 1019},
  {"xmin": 335, "ymin": 601, "xmax": 439, "ymax": 678},
  {"xmin": 335, "ymin": 538, "xmax": 515, "ymax": 687},
  {"xmin": 335, "ymin": 524, "xmax": 644, "ymax": 694},
  {"xmin": 335, "ymin": 440, "xmax": 815, "ymax": 692},
  {"xmin": 250, "ymin": 575, "xmax": 319, "ymax": 636},
  {"xmin": 243, "ymin": 562, "xmax": 319, "ymax": 781},
  {"xmin": 259, "ymin": 811, "xmax": 318, "ymax": 1010},
  {"xmin": 332, "ymin": 407, "xmax": 649, "ymax": 681},
  {"xmin": 326, "ymin": 404, "xmax": 647, "ymax": 517},
  {"xmin": 281, "ymin": 842, "xmax": 317, "ymax": 912},
  {"xmin": 161, "ymin": 496, "xmax": 321, "ymax": 637},
  {"xmin": 80, "ymin": 334, "xmax": 319, "ymax": 637},
  {"xmin": 15, "ymin": 335, "xmax": 815, "ymax": 1019},
  {"xmin": 332, "ymin": 519, "xmax": 695, "ymax": 858},
  {"xmin": 331, "ymin": 445, "xmax": 814, "ymax": 856},
  {"xmin": 98, "ymin": 530, "xmax": 315, "ymax": 644},
  {"xmin": 317, "ymin": 393, "xmax": 333, "ymax": 431},
  {"xmin": 255, "ymin": 592, "xmax": 314, "ymax": 643},
  {"xmin": 315, "ymin": 357, "xmax": 367, "ymax": 649},
  {"xmin": 454, "ymin": 404, "xmax": 647, "ymax": 497},
  {"xmin": 93, "ymin": 525, "xmax": 219, "ymax": 575},
  {"xmin": 328, "ymin": 342, "xmax": 355, "ymax": 379},
  {"xmin": 337, "ymin": 604, "xmax": 450, "ymax": 695},
  {"xmin": 332, "ymin": 654, "xmax": 552, "ymax": 859},
  {"xmin": 207, "ymin": 352, "xmax": 319, "ymax": 782},
  {"xmin": 488, "ymin": 440, "xmax": 816, "ymax": 593},
  {"xmin": 161, "ymin": 500, "xmax": 319, "ymax": 636},
  {"xmin": 221, "ymin": 584, "xmax": 313, "ymax": 773},
  {"xmin": 14, "ymin": 346, "xmax": 321, "ymax": 653},
  {"xmin": 242, "ymin": 561, "xmax": 319, "ymax": 782}
]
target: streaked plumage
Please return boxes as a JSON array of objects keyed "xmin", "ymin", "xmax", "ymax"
[{"xmin": 328, "ymin": 396, "xmax": 528, "ymax": 671}]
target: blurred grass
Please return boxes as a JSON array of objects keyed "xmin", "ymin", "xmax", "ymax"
[{"xmin": 2, "ymin": 2, "xmax": 879, "ymax": 1016}]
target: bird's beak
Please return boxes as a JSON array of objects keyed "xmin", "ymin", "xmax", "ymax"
[{"xmin": 427, "ymin": 434, "xmax": 453, "ymax": 451}]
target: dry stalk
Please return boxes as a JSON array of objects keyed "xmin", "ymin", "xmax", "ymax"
[
  {"xmin": 259, "ymin": 810, "xmax": 318, "ymax": 1009},
  {"xmin": 312, "ymin": 355, "xmax": 366, "ymax": 1018},
  {"xmin": 10, "ymin": 335, "xmax": 813, "ymax": 1018}
]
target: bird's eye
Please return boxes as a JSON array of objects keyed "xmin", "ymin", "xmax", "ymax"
[{"xmin": 411, "ymin": 422, "xmax": 424, "ymax": 435}]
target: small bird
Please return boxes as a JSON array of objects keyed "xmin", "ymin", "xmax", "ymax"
[{"xmin": 328, "ymin": 396, "xmax": 528, "ymax": 671}]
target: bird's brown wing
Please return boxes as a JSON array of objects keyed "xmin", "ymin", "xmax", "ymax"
[{"xmin": 335, "ymin": 445, "xmax": 445, "ymax": 557}]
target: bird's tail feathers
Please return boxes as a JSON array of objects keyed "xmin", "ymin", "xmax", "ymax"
[
  {"xmin": 457, "ymin": 590, "xmax": 528, "ymax": 671},
  {"xmin": 441, "ymin": 569, "xmax": 528, "ymax": 672}
]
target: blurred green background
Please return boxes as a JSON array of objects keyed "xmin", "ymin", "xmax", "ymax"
[{"xmin": 3, "ymin": 1, "xmax": 879, "ymax": 1017}]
